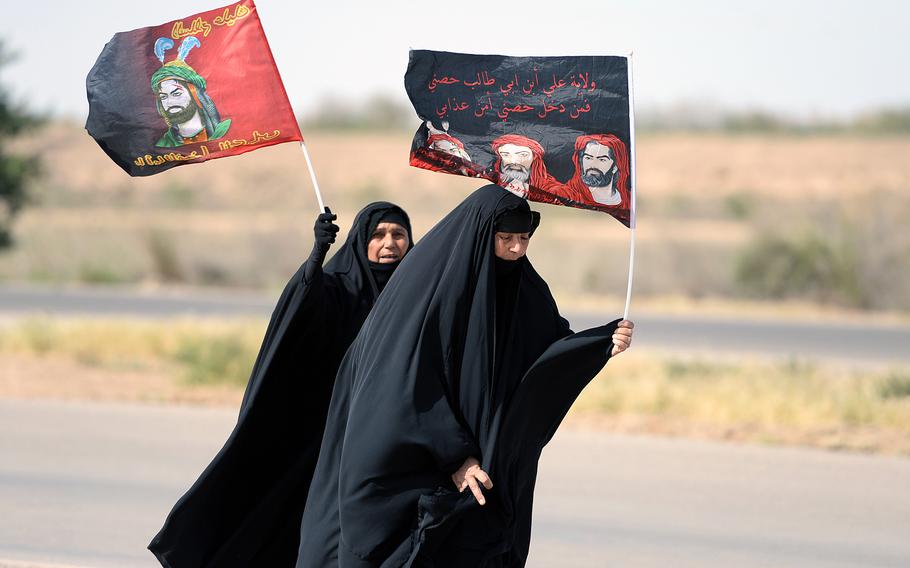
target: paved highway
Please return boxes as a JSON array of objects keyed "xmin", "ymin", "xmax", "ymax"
[
  {"xmin": 1, "ymin": 285, "xmax": 909, "ymax": 365},
  {"xmin": 1, "ymin": 400, "xmax": 908, "ymax": 568}
]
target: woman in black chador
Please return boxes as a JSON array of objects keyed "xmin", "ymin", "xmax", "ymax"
[
  {"xmin": 149, "ymin": 202, "xmax": 413, "ymax": 568},
  {"xmin": 296, "ymin": 185, "xmax": 634, "ymax": 567}
]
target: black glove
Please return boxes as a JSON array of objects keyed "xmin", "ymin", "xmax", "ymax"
[
  {"xmin": 304, "ymin": 207, "xmax": 339, "ymax": 281},
  {"xmin": 313, "ymin": 207, "xmax": 339, "ymax": 253}
]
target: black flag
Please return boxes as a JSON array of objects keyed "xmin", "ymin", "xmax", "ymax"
[{"xmin": 406, "ymin": 50, "xmax": 633, "ymax": 227}]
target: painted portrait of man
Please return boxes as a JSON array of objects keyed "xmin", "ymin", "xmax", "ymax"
[
  {"xmin": 563, "ymin": 134, "xmax": 630, "ymax": 208},
  {"xmin": 151, "ymin": 37, "xmax": 231, "ymax": 148},
  {"xmin": 410, "ymin": 121, "xmax": 486, "ymax": 177},
  {"xmin": 424, "ymin": 120, "xmax": 475, "ymax": 162},
  {"xmin": 490, "ymin": 134, "xmax": 561, "ymax": 200}
]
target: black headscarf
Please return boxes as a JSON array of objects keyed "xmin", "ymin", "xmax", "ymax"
[
  {"xmin": 149, "ymin": 202, "xmax": 412, "ymax": 568},
  {"xmin": 296, "ymin": 186, "xmax": 619, "ymax": 567},
  {"xmin": 326, "ymin": 202, "xmax": 413, "ymax": 300},
  {"xmin": 493, "ymin": 208, "xmax": 540, "ymax": 235}
]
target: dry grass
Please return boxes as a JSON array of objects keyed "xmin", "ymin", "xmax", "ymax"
[
  {"xmin": 19, "ymin": 124, "xmax": 910, "ymax": 205},
  {"xmin": 0, "ymin": 316, "xmax": 265, "ymax": 394},
  {"xmin": 2, "ymin": 316, "xmax": 908, "ymax": 455},
  {"xmin": 572, "ymin": 353, "xmax": 910, "ymax": 455}
]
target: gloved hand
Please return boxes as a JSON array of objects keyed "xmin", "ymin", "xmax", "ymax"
[
  {"xmin": 312, "ymin": 207, "xmax": 339, "ymax": 254},
  {"xmin": 304, "ymin": 207, "xmax": 339, "ymax": 281}
]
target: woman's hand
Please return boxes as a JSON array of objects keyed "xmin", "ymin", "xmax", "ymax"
[
  {"xmin": 451, "ymin": 456, "xmax": 493, "ymax": 506},
  {"xmin": 611, "ymin": 319, "xmax": 634, "ymax": 357},
  {"xmin": 313, "ymin": 207, "xmax": 339, "ymax": 254}
]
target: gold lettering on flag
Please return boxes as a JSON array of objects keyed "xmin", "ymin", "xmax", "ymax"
[
  {"xmin": 171, "ymin": 17, "xmax": 212, "ymax": 39},
  {"xmin": 214, "ymin": 4, "xmax": 252, "ymax": 27},
  {"xmin": 217, "ymin": 130, "xmax": 281, "ymax": 150},
  {"xmin": 133, "ymin": 145, "xmax": 211, "ymax": 167}
]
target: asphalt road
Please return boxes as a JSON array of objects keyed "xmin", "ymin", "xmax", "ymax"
[
  {"xmin": 1, "ymin": 284, "xmax": 909, "ymax": 365},
  {"xmin": 1, "ymin": 399, "xmax": 909, "ymax": 568}
]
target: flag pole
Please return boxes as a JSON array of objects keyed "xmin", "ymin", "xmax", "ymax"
[
  {"xmin": 299, "ymin": 141, "xmax": 326, "ymax": 212},
  {"xmin": 622, "ymin": 53, "xmax": 637, "ymax": 321}
]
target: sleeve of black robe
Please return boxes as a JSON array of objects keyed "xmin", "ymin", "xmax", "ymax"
[
  {"xmin": 491, "ymin": 320, "xmax": 621, "ymax": 567},
  {"xmin": 149, "ymin": 260, "xmax": 345, "ymax": 568},
  {"xmin": 239, "ymin": 262, "xmax": 334, "ymax": 412},
  {"xmin": 400, "ymin": 320, "xmax": 621, "ymax": 567}
]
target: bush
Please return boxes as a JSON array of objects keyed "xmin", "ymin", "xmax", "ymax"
[
  {"xmin": 723, "ymin": 192, "xmax": 756, "ymax": 220},
  {"xmin": 0, "ymin": 42, "xmax": 43, "ymax": 248},
  {"xmin": 879, "ymin": 372, "xmax": 910, "ymax": 400},
  {"xmin": 17, "ymin": 318, "xmax": 58, "ymax": 355},
  {"xmin": 172, "ymin": 334, "xmax": 256, "ymax": 386},
  {"xmin": 78, "ymin": 262, "xmax": 133, "ymax": 284},
  {"xmin": 145, "ymin": 230, "xmax": 185, "ymax": 283},
  {"xmin": 735, "ymin": 232, "xmax": 865, "ymax": 307},
  {"xmin": 735, "ymin": 195, "xmax": 910, "ymax": 311},
  {"xmin": 159, "ymin": 181, "xmax": 196, "ymax": 208}
]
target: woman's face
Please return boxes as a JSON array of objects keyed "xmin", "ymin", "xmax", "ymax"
[
  {"xmin": 367, "ymin": 222, "xmax": 410, "ymax": 263},
  {"xmin": 494, "ymin": 232, "xmax": 530, "ymax": 261}
]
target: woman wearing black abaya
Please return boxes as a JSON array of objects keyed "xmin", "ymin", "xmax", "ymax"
[
  {"xmin": 149, "ymin": 202, "xmax": 413, "ymax": 568},
  {"xmin": 296, "ymin": 185, "xmax": 633, "ymax": 567}
]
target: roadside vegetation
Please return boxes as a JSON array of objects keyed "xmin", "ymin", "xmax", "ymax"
[
  {"xmin": 0, "ymin": 41, "xmax": 43, "ymax": 248},
  {"xmin": 0, "ymin": 317, "xmax": 262, "ymax": 397},
  {"xmin": 5, "ymin": 125, "xmax": 910, "ymax": 314},
  {"xmin": 2, "ymin": 107, "xmax": 909, "ymax": 455},
  {"xmin": 2, "ymin": 317, "xmax": 908, "ymax": 455},
  {"xmin": 574, "ymin": 354, "xmax": 910, "ymax": 455}
]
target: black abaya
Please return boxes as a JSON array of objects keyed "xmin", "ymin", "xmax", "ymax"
[
  {"xmin": 296, "ymin": 185, "xmax": 619, "ymax": 567},
  {"xmin": 149, "ymin": 202, "xmax": 412, "ymax": 568}
]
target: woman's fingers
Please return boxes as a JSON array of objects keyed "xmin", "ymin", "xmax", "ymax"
[
  {"xmin": 452, "ymin": 459, "xmax": 492, "ymax": 504},
  {"xmin": 612, "ymin": 320, "xmax": 634, "ymax": 355},
  {"xmin": 473, "ymin": 468, "xmax": 493, "ymax": 489},
  {"xmin": 466, "ymin": 475, "xmax": 486, "ymax": 505}
]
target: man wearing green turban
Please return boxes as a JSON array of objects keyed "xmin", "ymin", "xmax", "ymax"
[{"xmin": 151, "ymin": 59, "xmax": 231, "ymax": 147}]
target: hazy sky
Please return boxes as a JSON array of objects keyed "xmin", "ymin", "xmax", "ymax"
[{"xmin": 2, "ymin": 0, "xmax": 908, "ymax": 120}]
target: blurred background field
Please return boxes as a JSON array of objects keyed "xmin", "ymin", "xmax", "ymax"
[
  {"xmin": 2, "ymin": 17, "xmax": 910, "ymax": 459},
  {"xmin": 2, "ymin": 111, "xmax": 910, "ymax": 457},
  {"xmin": 6, "ymin": 121, "xmax": 910, "ymax": 313}
]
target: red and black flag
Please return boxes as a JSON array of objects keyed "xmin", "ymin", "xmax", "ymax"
[
  {"xmin": 86, "ymin": 0, "xmax": 301, "ymax": 176},
  {"xmin": 405, "ymin": 50, "xmax": 634, "ymax": 227}
]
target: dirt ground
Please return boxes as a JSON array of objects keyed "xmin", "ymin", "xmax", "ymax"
[{"xmin": 0, "ymin": 354, "xmax": 242, "ymax": 407}]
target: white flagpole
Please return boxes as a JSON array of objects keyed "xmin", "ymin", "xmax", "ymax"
[
  {"xmin": 299, "ymin": 141, "xmax": 326, "ymax": 212},
  {"xmin": 623, "ymin": 53, "xmax": 638, "ymax": 321}
]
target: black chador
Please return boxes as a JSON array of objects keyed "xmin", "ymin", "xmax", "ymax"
[
  {"xmin": 149, "ymin": 202, "xmax": 412, "ymax": 568},
  {"xmin": 296, "ymin": 185, "xmax": 620, "ymax": 567}
]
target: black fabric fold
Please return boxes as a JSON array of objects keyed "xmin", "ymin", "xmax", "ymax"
[{"xmin": 368, "ymin": 260, "xmax": 399, "ymax": 293}]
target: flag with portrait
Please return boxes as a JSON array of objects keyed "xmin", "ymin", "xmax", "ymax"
[
  {"xmin": 86, "ymin": 0, "xmax": 301, "ymax": 176},
  {"xmin": 406, "ymin": 50, "xmax": 634, "ymax": 227}
]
